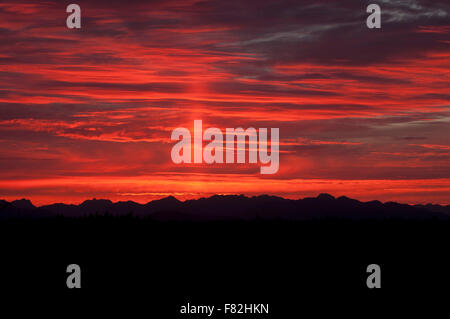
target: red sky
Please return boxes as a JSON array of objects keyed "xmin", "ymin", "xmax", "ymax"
[{"xmin": 0, "ymin": 0, "xmax": 449, "ymax": 205}]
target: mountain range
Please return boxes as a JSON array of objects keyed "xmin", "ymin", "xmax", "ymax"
[{"xmin": 1, "ymin": 194, "xmax": 449, "ymax": 220}]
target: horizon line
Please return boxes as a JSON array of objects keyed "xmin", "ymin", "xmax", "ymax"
[{"xmin": 3, "ymin": 193, "xmax": 449, "ymax": 208}]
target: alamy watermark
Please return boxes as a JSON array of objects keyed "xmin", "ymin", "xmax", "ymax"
[
  {"xmin": 65, "ymin": 3, "xmax": 380, "ymax": 30},
  {"xmin": 171, "ymin": 120, "xmax": 279, "ymax": 174}
]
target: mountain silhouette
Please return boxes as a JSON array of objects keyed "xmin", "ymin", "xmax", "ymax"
[
  {"xmin": 0, "ymin": 194, "xmax": 450, "ymax": 220},
  {"xmin": 0, "ymin": 194, "xmax": 449, "ymax": 220},
  {"xmin": 11, "ymin": 199, "xmax": 35, "ymax": 210}
]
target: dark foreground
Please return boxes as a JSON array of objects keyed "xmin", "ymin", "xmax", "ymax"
[{"xmin": 0, "ymin": 217, "xmax": 448, "ymax": 316}]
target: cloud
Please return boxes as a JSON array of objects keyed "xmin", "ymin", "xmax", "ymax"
[{"xmin": 0, "ymin": 0, "xmax": 449, "ymax": 204}]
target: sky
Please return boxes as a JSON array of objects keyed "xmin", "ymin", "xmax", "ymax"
[{"xmin": 0, "ymin": 0, "xmax": 449, "ymax": 206}]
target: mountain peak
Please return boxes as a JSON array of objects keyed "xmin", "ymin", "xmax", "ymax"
[
  {"xmin": 163, "ymin": 195, "xmax": 180, "ymax": 202},
  {"xmin": 81, "ymin": 198, "xmax": 113, "ymax": 205},
  {"xmin": 11, "ymin": 199, "xmax": 35, "ymax": 210},
  {"xmin": 148, "ymin": 196, "xmax": 181, "ymax": 204},
  {"xmin": 79, "ymin": 199, "xmax": 113, "ymax": 212},
  {"xmin": 317, "ymin": 193, "xmax": 335, "ymax": 201}
]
